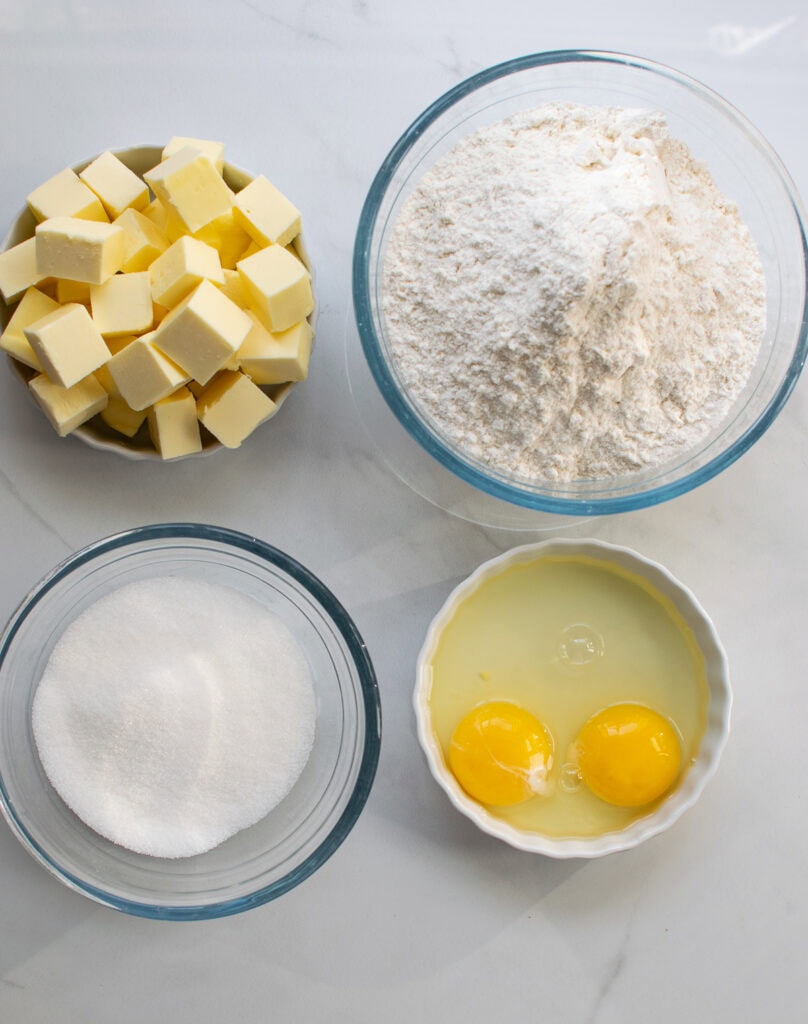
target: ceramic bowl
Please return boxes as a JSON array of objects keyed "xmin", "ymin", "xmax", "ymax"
[
  {"xmin": 0, "ymin": 145, "xmax": 315, "ymax": 460},
  {"xmin": 354, "ymin": 50, "xmax": 808, "ymax": 515},
  {"xmin": 0, "ymin": 524, "xmax": 380, "ymax": 918},
  {"xmin": 414, "ymin": 538, "xmax": 731, "ymax": 857}
]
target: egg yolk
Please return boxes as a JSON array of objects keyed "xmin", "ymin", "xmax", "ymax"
[
  {"xmin": 448, "ymin": 701, "xmax": 553, "ymax": 807},
  {"xmin": 575, "ymin": 703, "xmax": 682, "ymax": 808}
]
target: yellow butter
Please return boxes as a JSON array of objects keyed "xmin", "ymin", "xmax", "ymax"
[
  {"xmin": 0, "ymin": 287, "xmax": 59, "ymax": 369},
  {"xmin": 162, "ymin": 137, "xmax": 225, "ymax": 174},
  {"xmin": 27, "ymin": 167, "xmax": 108, "ymax": 223},
  {"xmin": 196, "ymin": 369, "xmax": 276, "ymax": 448},
  {"xmin": 24, "ymin": 303, "xmax": 111, "ymax": 388},
  {"xmin": 28, "ymin": 372, "xmax": 108, "ymax": 436},
  {"xmin": 0, "ymin": 238, "xmax": 50, "ymax": 303},
  {"xmin": 152, "ymin": 279, "xmax": 252, "ymax": 385},
  {"xmin": 233, "ymin": 175, "xmax": 301, "ymax": 248},
  {"xmin": 142, "ymin": 198, "xmax": 169, "ymax": 233},
  {"xmin": 107, "ymin": 332, "xmax": 189, "ymax": 411},
  {"xmin": 215, "ymin": 268, "xmax": 249, "ymax": 308},
  {"xmin": 238, "ymin": 314, "xmax": 313, "ymax": 385},
  {"xmin": 79, "ymin": 151, "xmax": 149, "ymax": 220},
  {"xmin": 149, "ymin": 235, "xmax": 224, "ymax": 309},
  {"xmin": 144, "ymin": 147, "xmax": 233, "ymax": 235},
  {"xmin": 237, "ymin": 244, "xmax": 313, "ymax": 333},
  {"xmin": 35, "ymin": 216, "xmax": 126, "ymax": 285},
  {"xmin": 55, "ymin": 279, "xmax": 91, "ymax": 305},
  {"xmin": 148, "ymin": 386, "xmax": 202, "ymax": 459},
  {"xmin": 91, "ymin": 271, "xmax": 153, "ymax": 337},
  {"xmin": 194, "ymin": 209, "xmax": 252, "ymax": 270},
  {"xmin": 101, "ymin": 395, "xmax": 148, "ymax": 437},
  {"xmin": 115, "ymin": 208, "xmax": 170, "ymax": 273}
]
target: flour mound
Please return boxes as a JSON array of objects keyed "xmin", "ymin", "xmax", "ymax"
[{"xmin": 383, "ymin": 103, "xmax": 766, "ymax": 483}]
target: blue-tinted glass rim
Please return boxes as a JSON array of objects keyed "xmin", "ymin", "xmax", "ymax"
[
  {"xmin": 0, "ymin": 523, "xmax": 382, "ymax": 920},
  {"xmin": 352, "ymin": 49, "xmax": 808, "ymax": 516}
]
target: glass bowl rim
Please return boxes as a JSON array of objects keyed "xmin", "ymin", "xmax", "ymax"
[
  {"xmin": 352, "ymin": 48, "xmax": 808, "ymax": 516},
  {"xmin": 0, "ymin": 522, "xmax": 382, "ymax": 920}
]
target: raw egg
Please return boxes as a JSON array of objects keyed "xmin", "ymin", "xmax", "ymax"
[
  {"xmin": 574, "ymin": 703, "xmax": 681, "ymax": 807},
  {"xmin": 448, "ymin": 701, "xmax": 553, "ymax": 806}
]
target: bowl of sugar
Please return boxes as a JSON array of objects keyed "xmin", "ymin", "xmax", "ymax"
[
  {"xmin": 0, "ymin": 524, "xmax": 380, "ymax": 919},
  {"xmin": 353, "ymin": 50, "xmax": 808, "ymax": 515}
]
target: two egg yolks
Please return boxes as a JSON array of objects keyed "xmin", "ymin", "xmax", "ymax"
[{"xmin": 448, "ymin": 701, "xmax": 681, "ymax": 809}]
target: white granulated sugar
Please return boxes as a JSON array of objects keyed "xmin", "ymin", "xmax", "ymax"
[
  {"xmin": 32, "ymin": 577, "xmax": 316, "ymax": 859},
  {"xmin": 383, "ymin": 103, "xmax": 766, "ymax": 482}
]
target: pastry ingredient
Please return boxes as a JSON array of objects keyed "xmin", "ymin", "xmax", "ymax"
[
  {"xmin": 426, "ymin": 554, "xmax": 708, "ymax": 837},
  {"xmin": 384, "ymin": 103, "xmax": 765, "ymax": 483},
  {"xmin": 32, "ymin": 576, "xmax": 317, "ymax": 859},
  {"xmin": 0, "ymin": 140, "xmax": 315, "ymax": 457}
]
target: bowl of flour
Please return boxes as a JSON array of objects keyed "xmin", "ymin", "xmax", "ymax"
[
  {"xmin": 353, "ymin": 51, "xmax": 808, "ymax": 514},
  {"xmin": 0, "ymin": 524, "xmax": 381, "ymax": 919}
]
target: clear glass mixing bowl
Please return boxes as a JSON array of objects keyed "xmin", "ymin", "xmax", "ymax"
[
  {"xmin": 0, "ymin": 524, "xmax": 381, "ymax": 919},
  {"xmin": 353, "ymin": 50, "xmax": 808, "ymax": 515}
]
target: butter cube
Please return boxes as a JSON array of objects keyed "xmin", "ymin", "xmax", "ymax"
[
  {"xmin": 27, "ymin": 167, "xmax": 108, "ymax": 223},
  {"xmin": 79, "ymin": 151, "xmax": 149, "ymax": 219},
  {"xmin": 233, "ymin": 175, "xmax": 301, "ymax": 248},
  {"xmin": 29, "ymin": 372, "xmax": 108, "ymax": 436},
  {"xmin": 107, "ymin": 333, "xmax": 189, "ymax": 411},
  {"xmin": 215, "ymin": 269, "xmax": 248, "ymax": 308},
  {"xmin": 194, "ymin": 209, "xmax": 252, "ymax": 270},
  {"xmin": 152, "ymin": 279, "xmax": 252, "ymax": 385},
  {"xmin": 241, "ymin": 239, "xmax": 262, "ymax": 260},
  {"xmin": 101, "ymin": 396, "xmax": 147, "ymax": 437},
  {"xmin": 144, "ymin": 148, "xmax": 233, "ymax": 235},
  {"xmin": 24, "ymin": 303, "xmax": 111, "ymax": 388},
  {"xmin": 196, "ymin": 370, "xmax": 276, "ymax": 448},
  {"xmin": 0, "ymin": 287, "xmax": 58, "ymax": 369},
  {"xmin": 115, "ymin": 208, "xmax": 170, "ymax": 272},
  {"xmin": 94, "ymin": 336, "xmax": 135, "ymax": 394},
  {"xmin": 162, "ymin": 137, "xmax": 225, "ymax": 174},
  {"xmin": 149, "ymin": 235, "xmax": 224, "ymax": 309},
  {"xmin": 238, "ymin": 315, "xmax": 313, "ymax": 385},
  {"xmin": 90, "ymin": 271, "xmax": 153, "ymax": 337},
  {"xmin": 148, "ymin": 386, "xmax": 202, "ymax": 459},
  {"xmin": 55, "ymin": 279, "xmax": 91, "ymax": 305},
  {"xmin": 142, "ymin": 198, "xmax": 169, "ymax": 233},
  {"xmin": 238, "ymin": 244, "xmax": 313, "ymax": 333},
  {"xmin": 0, "ymin": 238, "xmax": 49, "ymax": 303},
  {"xmin": 35, "ymin": 217, "xmax": 126, "ymax": 285}
]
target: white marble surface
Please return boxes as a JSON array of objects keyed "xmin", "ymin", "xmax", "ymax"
[{"xmin": 1, "ymin": 2, "xmax": 806, "ymax": 1021}]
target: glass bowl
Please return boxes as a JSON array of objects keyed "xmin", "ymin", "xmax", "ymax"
[
  {"xmin": 353, "ymin": 50, "xmax": 808, "ymax": 515},
  {"xmin": 414, "ymin": 538, "xmax": 731, "ymax": 857},
  {"xmin": 0, "ymin": 145, "xmax": 316, "ymax": 461},
  {"xmin": 0, "ymin": 524, "xmax": 380, "ymax": 919}
]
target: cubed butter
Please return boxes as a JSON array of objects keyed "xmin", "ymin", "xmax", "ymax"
[
  {"xmin": 144, "ymin": 148, "xmax": 233, "ymax": 235},
  {"xmin": 142, "ymin": 198, "xmax": 169, "ymax": 233},
  {"xmin": 28, "ymin": 372, "xmax": 108, "ymax": 436},
  {"xmin": 215, "ymin": 268, "xmax": 248, "ymax": 308},
  {"xmin": 26, "ymin": 167, "xmax": 108, "ymax": 223},
  {"xmin": 24, "ymin": 303, "xmax": 111, "ymax": 388},
  {"xmin": 55, "ymin": 279, "xmax": 91, "ymax": 305},
  {"xmin": 35, "ymin": 216, "xmax": 126, "ymax": 285},
  {"xmin": 94, "ymin": 335, "xmax": 136, "ymax": 394},
  {"xmin": 238, "ymin": 314, "xmax": 313, "ymax": 384},
  {"xmin": 148, "ymin": 386, "xmax": 202, "ymax": 459},
  {"xmin": 79, "ymin": 151, "xmax": 149, "ymax": 219},
  {"xmin": 115, "ymin": 208, "xmax": 170, "ymax": 272},
  {"xmin": 151, "ymin": 278, "xmax": 252, "ymax": 385},
  {"xmin": 196, "ymin": 370, "xmax": 276, "ymax": 448},
  {"xmin": 0, "ymin": 287, "xmax": 58, "ymax": 369},
  {"xmin": 107, "ymin": 333, "xmax": 189, "ymax": 411},
  {"xmin": 149, "ymin": 235, "xmax": 224, "ymax": 309},
  {"xmin": 233, "ymin": 175, "xmax": 301, "ymax": 248},
  {"xmin": 162, "ymin": 136, "xmax": 225, "ymax": 174},
  {"xmin": 0, "ymin": 237, "xmax": 49, "ymax": 303},
  {"xmin": 101, "ymin": 396, "xmax": 147, "ymax": 437},
  {"xmin": 90, "ymin": 271, "xmax": 153, "ymax": 337},
  {"xmin": 237, "ymin": 244, "xmax": 313, "ymax": 333},
  {"xmin": 194, "ymin": 209, "xmax": 252, "ymax": 270}
]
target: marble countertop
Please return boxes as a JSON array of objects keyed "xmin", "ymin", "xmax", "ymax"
[{"xmin": 1, "ymin": 2, "xmax": 806, "ymax": 1021}]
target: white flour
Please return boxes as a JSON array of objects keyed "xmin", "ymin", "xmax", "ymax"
[{"xmin": 383, "ymin": 104, "xmax": 766, "ymax": 482}]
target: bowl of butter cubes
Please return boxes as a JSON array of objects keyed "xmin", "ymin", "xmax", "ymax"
[{"xmin": 0, "ymin": 138, "xmax": 316, "ymax": 460}]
